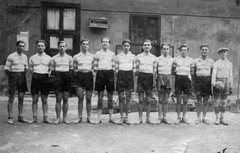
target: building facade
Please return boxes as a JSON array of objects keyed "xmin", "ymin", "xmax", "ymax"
[{"xmin": 0, "ymin": 0, "xmax": 240, "ymax": 94}]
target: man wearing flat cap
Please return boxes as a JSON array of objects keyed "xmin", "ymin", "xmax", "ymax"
[{"xmin": 212, "ymin": 47, "xmax": 233, "ymax": 125}]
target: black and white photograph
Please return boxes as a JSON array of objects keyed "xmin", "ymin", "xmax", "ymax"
[{"xmin": 0, "ymin": 0, "xmax": 240, "ymax": 152}]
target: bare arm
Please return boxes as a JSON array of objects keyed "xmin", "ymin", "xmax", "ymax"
[
  {"xmin": 153, "ymin": 60, "xmax": 158, "ymax": 88},
  {"xmin": 211, "ymin": 63, "xmax": 217, "ymax": 86},
  {"xmin": 94, "ymin": 56, "xmax": 99, "ymax": 72},
  {"xmin": 4, "ymin": 69, "xmax": 10, "ymax": 77},
  {"xmin": 73, "ymin": 57, "xmax": 78, "ymax": 72},
  {"xmin": 112, "ymin": 54, "xmax": 115, "ymax": 70},
  {"xmin": 135, "ymin": 57, "xmax": 140, "ymax": 75},
  {"xmin": 229, "ymin": 63, "xmax": 233, "ymax": 88},
  {"xmin": 29, "ymin": 58, "xmax": 34, "ymax": 73},
  {"xmin": 115, "ymin": 56, "xmax": 119, "ymax": 73}
]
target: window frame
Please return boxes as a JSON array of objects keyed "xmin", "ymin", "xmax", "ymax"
[
  {"xmin": 129, "ymin": 14, "xmax": 161, "ymax": 46},
  {"xmin": 41, "ymin": 2, "xmax": 81, "ymax": 57}
]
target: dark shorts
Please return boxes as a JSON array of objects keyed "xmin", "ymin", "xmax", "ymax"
[
  {"xmin": 95, "ymin": 70, "xmax": 115, "ymax": 91},
  {"xmin": 116, "ymin": 70, "xmax": 134, "ymax": 92},
  {"xmin": 137, "ymin": 72, "xmax": 153, "ymax": 94},
  {"xmin": 195, "ymin": 76, "xmax": 211, "ymax": 96},
  {"xmin": 175, "ymin": 75, "xmax": 192, "ymax": 95},
  {"xmin": 157, "ymin": 74, "xmax": 172, "ymax": 92},
  {"xmin": 54, "ymin": 71, "xmax": 71, "ymax": 92},
  {"xmin": 8, "ymin": 72, "xmax": 28, "ymax": 95},
  {"xmin": 76, "ymin": 71, "xmax": 93, "ymax": 91},
  {"xmin": 213, "ymin": 78, "xmax": 229, "ymax": 97},
  {"xmin": 31, "ymin": 73, "xmax": 49, "ymax": 95}
]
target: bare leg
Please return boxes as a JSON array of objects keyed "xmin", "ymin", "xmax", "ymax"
[
  {"xmin": 202, "ymin": 95, "xmax": 210, "ymax": 125},
  {"xmin": 29, "ymin": 94, "xmax": 39, "ymax": 124},
  {"xmin": 96, "ymin": 91, "xmax": 104, "ymax": 124},
  {"xmin": 146, "ymin": 92, "xmax": 154, "ymax": 125},
  {"xmin": 86, "ymin": 90, "xmax": 93, "ymax": 123},
  {"xmin": 175, "ymin": 94, "xmax": 182, "ymax": 124},
  {"xmin": 107, "ymin": 90, "xmax": 114, "ymax": 123},
  {"xmin": 157, "ymin": 91, "xmax": 164, "ymax": 124},
  {"xmin": 54, "ymin": 91, "xmax": 62, "ymax": 124},
  {"xmin": 162, "ymin": 91, "xmax": 171, "ymax": 124},
  {"xmin": 17, "ymin": 92, "xmax": 28, "ymax": 123},
  {"xmin": 124, "ymin": 89, "xmax": 132, "ymax": 125},
  {"xmin": 118, "ymin": 91, "xmax": 125, "ymax": 124},
  {"xmin": 62, "ymin": 91, "xmax": 70, "ymax": 124},
  {"xmin": 7, "ymin": 93, "xmax": 15, "ymax": 124},
  {"xmin": 41, "ymin": 93, "xmax": 52, "ymax": 124},
  {"xmin": 195, "ymin": 94, "xmax": 202, "ymax": 124},
  {"xmin": 138, "ymin": 92, "xmax": 144, "ymax": 124},
  {"xmin": 182, "ymin": 94, "xmax": 190, "ymax": 124},
  {"xmin": 74, "ymin": 88, "xmax": 84, "ymax": 123}
]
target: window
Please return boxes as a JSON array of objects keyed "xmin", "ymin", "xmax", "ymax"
[
  {"xmin": 130, "ymin": 15, "xmax": 160, "ymax": 45},
  {"xmin": 42, "ymin": 2, "xmax": 80, "ymax": 57},
  {"xmin": 129, "ymin": 14, "xmax": 160, "ymax": 56}
]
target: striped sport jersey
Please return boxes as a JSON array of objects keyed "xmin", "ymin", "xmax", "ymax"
[
  {"xmin": 73, "ymin": 51, "xmax": 94, "ymax": 72},
  {"xmin": 29, "ymin": 52, "xmax": 51, "ymax": 74},
  {"xmin": 115, "ymin": 51, "xmax": 136, "ymax": 72},
  {"xmin": 157, "ymin": 55, "xmax": 174, "ymax": 75},
  {"xmin": 4, "ymin": 51, "xmax": 28, "ymax": 72},
  {"xmin": 135, "ymin": 52, "xmax": 157, "ymax": 74},
  {"xmin": 94, "ymin": 49, "xmax": 115, "ymax": 70},
  {"xmin": 51, "ymin": 53, "xmax": 73, "ymax": 72}
]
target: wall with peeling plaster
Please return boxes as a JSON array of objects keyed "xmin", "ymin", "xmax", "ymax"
[
  {"xmin": 161, "ymin": 15, "xmax": 240, "ymax": 91},
  {"xmin": 1, "ymin": 0, "xmax": 240, "ymax": 94}
]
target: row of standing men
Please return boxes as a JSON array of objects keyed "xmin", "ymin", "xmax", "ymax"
[{"xmin": 4, "ymin": 37, "xmax": 233, "ymax": 126}]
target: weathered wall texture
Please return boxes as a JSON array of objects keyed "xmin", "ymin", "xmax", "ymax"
[
  {"xmin": 81, "ymin": 11, "xmax": 129, "ymax": 54},
  {"xmin": 7, "ymin": 0, "xmax": 240, "ymax": 18},
  {"xmin": 161, "ymin": 15, "xmax": 240, "ymax": 90}
]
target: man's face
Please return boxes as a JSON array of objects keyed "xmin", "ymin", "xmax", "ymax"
[
  {"xmin": 81, "ymin": 41, "xmax": 89, "ymax": 51},
  {"xmin": 58, "ymin": 42, "xmax": 67, "ymax": 54},
  {"xmin": 37, "ymin": 42, "xmax": 46, "ymax": 53},
  {"xmin": 219, "ymin": 51, "xmax": 228, "ymax": 59},
  {"xmin": 162, "ymin": 45, "xmax": 170, "ymax": 56},
  {"xmin": 101, "ymin": 38, "xmax": 110, "ymax": 49},
  {"xmin": 143, "ymin": 42, "xmax": 152, "ymax": 53},
  {"xmin": 123, "ymin": 42, "xmax": 130, "ymax": 53},
  {"xmin": 180, "ymin": 47, "xmax": 188, "ymax": 57},
  {"xmin": 17, "ymin": 43, "xmax": 25, "ymax": 53},
  {"xmin": 200, "ymin": 46, "xmax": 209, "ymax": 56}
]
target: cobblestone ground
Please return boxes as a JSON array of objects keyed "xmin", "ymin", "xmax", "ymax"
[{"xmin": 0, "ymin": 95, "xmax": 240, "ymax": 153}]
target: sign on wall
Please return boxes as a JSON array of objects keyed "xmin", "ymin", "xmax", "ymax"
[{"xmin": 17, "ymin": 31, "xmax": 29, "ymax": 51}]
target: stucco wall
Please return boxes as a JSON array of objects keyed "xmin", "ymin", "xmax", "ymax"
[
  {"xmin": 80, "ymin": 11, "xmax": 129, "ymax": 53},
  {"xmin": 161, "ymin": 15, "xmax": 240, "ymax": 90},
  {"xmin": 6, "ymin": 0, "xmax": 240, "ymax": 18}
]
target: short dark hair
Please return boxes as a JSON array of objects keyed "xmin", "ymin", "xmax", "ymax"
[
  {"xmin": 142, "ymin": 39, "xmax": 151, "ymax": 45},
  {"xmin": 161, "ymin": 43, "xmax": 171, "ymax": 49},
  {"xmin": 81, "ymin": 39, "xmax": 90, "ymax": 45},
  {"xmin": 200, "ymin": 44, "xmax": 209, "ymax": 50},
  {"xmin": 36, "ymin": 40, "xmax": 47, "ymax": 46},
  {"xmin": 122, "ymin": 39, "xmax": 131, "ymax": 45},
  {"xmin": 101, "ymin": 37, "xmax": 111, "ymax": 44},
  {"xmin": 16, "ymin": 40, "xmax": 26, "ymax": 46},
  {"xmin": 58, "ymin": 41, "xmax": 67, "ymax": 47},
  {"xmin": 178, "ymin": 44, "xmax": 189, "ymax": 50}
]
